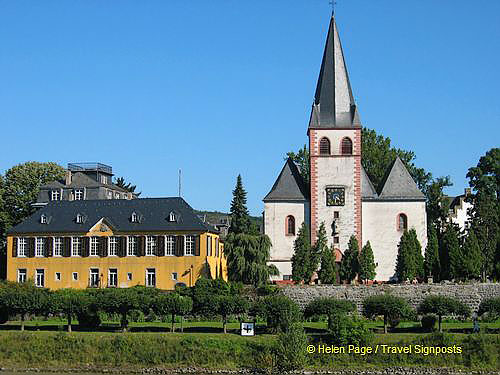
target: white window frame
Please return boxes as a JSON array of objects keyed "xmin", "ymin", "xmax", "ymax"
[
  {"xmin": 107, "ymin": 190, "xmax": 112, "ymax": 199},
  {"xmin": 184, "ymin": 235, "xmax": 195, "ymax": 256},
  {"xmin": 131, "ymin": 212, "xmax": 138, "ymax": 223},
  {"xmin": 17, "ymin": 269, "xmax": 27, "ymax": 283},
  {"xmin": 171, "ymin": 272, "xmax": 178, "ymax": 281},
  {"xmin": 108, "ymin": 268, "xmax": 118, "ymax": 287},
  {"xmin": 89, "ymin": 268, "xmax": 100, "ymax": 287},
  {"xmin": 115, "ymin": 192, "xmax": 120, "ymax": 199},
  {"xmin": 127, "ymin": 236, "xmax": 138, "ymax": 256},
  {"xmin": 71, "ymin": 237, "xmax": 82, "ymax": 257},
  {"xmin": 165, "ymin": 235, "xmax": 175, "ymax": 256},
  {"xmin": 146, "ymin": 268, "xmax": 156, "ymax": 287},
  {"xmin": 51, "ymin": 190, "xmax": 60, "ymax": 201},
  {"xmin": 53, "ymin": 237, "xmax": 63, "ymax": 256},
  {"xmin": 35, "ymin": 237, "xmax": 45, "ymax": 257},
  {"xmin": 90, "ymin": 237, "xmax": 99, "ymax": 256},
  {"xmin": 40, "ymin": 214, "xmax": 47, "ymax": 224},
  {"xmin": 108, "ymin": 237, "xmax": 118, "ymax": 256},
  {"xmin": 72, "ymin": 272, "xmax": 78, "ymax": 281},
  {"xmin": 76, "ymin": 214, "xmax": 83, "ymax": 224},
  {"xmin": 207, "ymin": 236, "xmax": 212, "ymax": 256},
  {"xmin": 17, "ymin": 238, "xmax": 27, "ymax": 257},
  {"xmin": 169, "ymin": 212, "xmax": 176, "ymax": 222},
  {"xmin": 146, "ymin": 236, "xmax": 157, "ymax": 256},
  {"xmin": 55, "ymin": 272, "xmax": 61, "ymax": 281},
  {"xmin": 127, "ymin": 272, "xmax": 133, "ymax": 281},
  {"xmin": 35, "ymin": 269, "xmax": 45, "ymax": 287},
  {"xmin": 74, "ymin": 189, "xmax": 84, "ymax": 200}
]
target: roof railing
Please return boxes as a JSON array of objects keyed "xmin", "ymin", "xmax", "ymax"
[{"xmin": 68, "ymin": 163, "xmax": 113, "ymax": 174}]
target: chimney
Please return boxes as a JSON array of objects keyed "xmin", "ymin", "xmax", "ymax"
[
  {"xmin": 465, "ymin": 188, "xmax": 471, "ymax": 196},
  {"xmin": 65, "ymin": 170, "xmax": 72, "ymax": 185}
]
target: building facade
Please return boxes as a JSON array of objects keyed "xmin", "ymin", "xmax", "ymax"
[
  {"xmin": 264, "ymin": 16, "xmax": 427, "ymax": 282},
  {"xmin": 7, "ymin": 198, "xmax": 226, "ymax": 290}
]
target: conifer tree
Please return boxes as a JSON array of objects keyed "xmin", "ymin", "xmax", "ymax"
[
  {"xmin": 424, "ymin": 225, "xmax": 440, "ymax": 281},
  {"xmin": 339, "ymin": 236, "xmax": 359, "ymax": 283},
  {"xmin": 461, "ymin": 228, "xmax": 482, "ymax": 280},
  {"xmin": 359, "ymin": 241, "xmax": 376, "ymax": 283},
  {"xmin": 291, "ymin": 223, "xmax": 314, "ymax": 283},
  {"xmin": 395, "ymin": 231, "xmax": 414, "ymax": 282},
  {"xmin": 315, "ymin": 223, "xmax": 335, "ymax": 284},
  {"xmin": 409, "ymin": 228, "xmax": 425, "ymax": 279},
  {"xmin": 228, "ymin": 174, "xmax": 251, "ymax": 235},
  {"xmin": 441, "ymin": 224, "xmax": 461, "ymax": 281}
]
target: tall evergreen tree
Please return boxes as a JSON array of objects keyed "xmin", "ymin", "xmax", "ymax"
[
  {"xmin": 440, "ymin": 224, "xmax": 461, "ymax": 281},
  {"xmin": 409, "ymin": 228, "xmax": 425, "ymax": 279},
  {"xmin": 395, "ymin": 230, "xmax": 420, "ymax": 282},
  {"xmin": 461, "ymin": 228, "xmax": 482, "ymax": 280},
  {"xmin": 339, "ymin": 236, "xmax": 359, "ymax": 283},
  {"xmin": 318, "ymin": 222, "xmax": 336, "ymax": 284},
  {"xmin": 424, "ymin": 225, "xmax": 440, "ymax": 281},
  {"xmin": 228, "ymin": 174, "xmax": 251, "ymax": 235},
  {"xmin": 359, "ymin": 241, "xmax": 376, "ymax": 283},
  {"xmin": 291, "ymin": 223, "xmax": 315, "ymax": 283}
]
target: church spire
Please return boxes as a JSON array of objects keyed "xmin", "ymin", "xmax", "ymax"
[{"xmin": 309, "ymin": 15, "xmax": 361, "ymax": 128}]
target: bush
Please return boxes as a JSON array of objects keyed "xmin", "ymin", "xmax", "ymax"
[
  {"xmin": 362, "ymin": 294, "xmax": 414, "ymax": 333},
  {"xmin": 478, "ymin": 297, "xmax": 500, "ymax": 319},
  {"xmin": 328, "ymin": 314, "xmax": 373, "ymax": 346},
  {"xmin": 274, "ymin": 323, "xmax": 308, "ymax": 371},
  {"xmin": 256, "ymin": 284, "xmax": 279, "ymax": 296},
  {"xmin": 0, "ymin": 309, "xmax": 8, "ymax": 324},
  {"xmin": 259, "ymin": 295, "xmax": 301, "ymax": 333},
  {"xmin": 418, "ymin": 295, "xmax": 470, "ymax": 332},
  {"xmin": 304, "ymin": 297, "xmax": 355, "ymax": 330},
  {"xmin": 77, "ymin": 311, "xmax": 101, "ymax": 330},
  {"xmin": 421, "ymin": 314, "xmax": 437, "ymax": 332}
]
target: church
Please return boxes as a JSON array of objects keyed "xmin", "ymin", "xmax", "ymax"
[{"xmin": 263, "ymin": 16, "xmax": 427, "ymax": 282}]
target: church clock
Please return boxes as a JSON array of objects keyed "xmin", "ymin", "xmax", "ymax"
[{"xmin": 326, "ymin": 187, "xmax": 345, "ymax": 206}]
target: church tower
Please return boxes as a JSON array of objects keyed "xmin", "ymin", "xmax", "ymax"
[{"xmin": 308, "ymin": 16, "xmax": 362, "ymax": 252}]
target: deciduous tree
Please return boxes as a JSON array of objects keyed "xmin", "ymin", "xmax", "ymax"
[
  {"xmin": 418, "ymin": 295, "xmax": 470, "ymax": 332},
  {"xmin": 362, "ymin": 294, "xmax": 414, "ymax": 334}
]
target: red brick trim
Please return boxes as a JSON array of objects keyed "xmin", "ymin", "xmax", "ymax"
[
  {"xmin": 310, "ymin": 130, "xmax": 318, "ymax": 245},
  {"xmin": 354, "ymin": 129, "xmax": 362, "ymax": 249},
  {"xmin": 339, "ymin": 136, "xmax": 353, "ymax": 155}
]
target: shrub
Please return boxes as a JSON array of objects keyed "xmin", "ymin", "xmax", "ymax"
[
  {"xmin": 274, "ymin": 323, "xmax": 308, "ymax": 371},
  {"xmin": 77, "ymin": 311, "xmax": 101, "ymax": 330},
  {"xmin": 215, "ymin": 295, "xmax": 249, "ymax": 334},
  {"xmin": 152, "ymin": 293, "xmax": 193, "ymax": 333},
  {"xmin": 256, "ymin": 284, "xmax": 279, "ymax": 296},
  {"xmin": 0, "ymin": 309, "xmax": 8, "ymax": 324},
  {"xmin": 478, "ymin": 297, "xmax": 500, "ymax": 319},
  {"xmin": 259, "ymin": 295, "xmax": 301, "ymax": 333},
  {"xmin": 418, "ymin": 295, "xmax": 470, "ymax": 332},
  {"xmin": 421, "ymin": 314, "xmax": 437, "ymax": 332},
  {"xmin": 304, "ymin": 297, "xmax": 355, "ymax": 330},
  {"xmin": 362, "ymin": 294, "xmax": 414, "ymax": 333},
  {"xmin": 328, "ymin": 314, "xmax": 373, "ymax": 346}
]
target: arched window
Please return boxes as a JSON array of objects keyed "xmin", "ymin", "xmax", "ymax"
[
  {"xmin": 286, "ymin": 215, "xmax": 295, "ymax": 236},
  {"xmin": 131, "ymin": 212, "xmax": 138, "ymax": 223},
  {"xmin": 398, "ymin": 213, "xmax": 408, "ymax": 232},
  {"xmin": 341, "ymin": 137, "xmax": 353, "ymax": 155},
  {"xmin": 319, "ymin": 137, "xmax": 331, "ymax": 155}
]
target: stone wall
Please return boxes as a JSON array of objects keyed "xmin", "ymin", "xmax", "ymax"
[{"xmin": 281, "ymin": 283, "xmax": 500, "ymax": 314}]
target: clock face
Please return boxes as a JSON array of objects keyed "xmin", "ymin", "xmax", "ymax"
[{"xmin": 326, "ymin": 187, "xmax": 345, "ymax": 206}]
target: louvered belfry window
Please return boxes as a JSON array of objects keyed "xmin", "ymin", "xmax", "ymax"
[
  {"xmin": 319, "ymin": 137, "xmax": 331, "ymax": 155},
  {"xmin": 341, "ymin": 137, "xmax": 353, "ymax": 155}
]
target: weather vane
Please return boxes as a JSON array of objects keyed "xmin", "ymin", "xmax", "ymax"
[{"xmin": 329, "ymin": 0, "xmax": 337, "ymax": 16}]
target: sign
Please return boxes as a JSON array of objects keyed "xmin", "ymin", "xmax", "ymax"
[{"xmin": 240, "ymin": 322, "xmax": 255, "ymax": 336}]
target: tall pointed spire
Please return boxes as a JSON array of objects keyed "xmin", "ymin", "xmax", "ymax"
[{"xmin": 309, "ymin": 16, "xmax": 361, "ymax": 128}]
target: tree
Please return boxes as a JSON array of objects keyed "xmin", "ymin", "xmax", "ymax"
[
  {"xmin": 478, "ymin": 297, "xmax": 500, "ymax": 319},
  {"xmin": 317, "ymin": 223, "xmax": 336, "ymax": 284},
  {"xmin": 304, "ymin": 297, "xmax": 355, "ymax": 330},
  {"xmin": 291, "ymin": 222, "xmax": 316, "ymax": 283},
  {"xmin": 339, "ymin": 235, "xmax": 359, "ymax": 283},
  {"xmin": 228, "ymin": 174, "xmax": 252, "ymax": 235},
  {"xmin": 115, "ymin": 177, "xmax": 141, "ymax": 196},
  {"xmin": 418, "ymin": 295, "xmax": 470, "ymax": 332},
  {"xmin": 395, "ymin": 229, "xmax": 423, "ymax": 282},
  {"xmin": 51, "ymin": 289, "xmax": 91, "ymax": 332},
  {"xmin": 153, "ymin": 293, "xmax": 192, "ymax": 333},
  {"xmin": 362, "ymin": 294, "xmax": 414, "ymax": 334},
  {"xmin": 440, "ymin": 224, "xmax": 461, "ymax": 281},
  {"xmin": 286, "ymin": 144, "xmax": 310, "ymax": 186},
  {"xmin": 215, "ymin": 294, "xmax": 249, "ymax": 334},
  {"xmin": 275, "ymin": 323, "xmax": 308, "ymax": 372},
  {"xmin": 258, "ymin": 295, "xmax": 301, "ymax": 333},
  {"xmin": 424, "ymin": 225, "xmax": 440, "ymax": 281},
  {"xmin": 190, "ymin": 278, "xmax": 233, "ymax": 317},
  {"xmin": 466, "ymin": 148, "xmax": 499, "ymax": 280},
  {"xmin": 359, "ymin": 241, "xmax": 376, "ymax": 283},
  {"xmin": 426, "ymin": 176, "xmax": 453, "ymax": 233},
  {"xmin": 461, "ymin": 228, "xmax": 482, "ymax": 280}
]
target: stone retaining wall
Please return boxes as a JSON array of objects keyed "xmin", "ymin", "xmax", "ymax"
[{"xmin": 281, "ymin": 283, "xmax": 500, "ymax": 313}]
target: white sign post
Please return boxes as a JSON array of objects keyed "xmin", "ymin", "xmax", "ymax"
[{"xmin": 240, "ymin": 322, "xmax": 255, "ymax": 336}]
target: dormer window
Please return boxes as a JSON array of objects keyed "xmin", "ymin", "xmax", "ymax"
[
  {"xmin": 169, "ymin": 212, "xmax": 176, "ymax": 222},
  {"xmin": 74, "ymin": 189, "xmax": 83, "ymax": 200},
  {"xmin": 131, "ymin": 212, "xmax": 138, "ymax": 223},
  {"xmin": 51, "ymin": 190, "xmax": 60, "ymax": 201},
  {"xmin": 76, "ymin": 213, "xmax": 83, "ymax": 224},
  {"xmin": 40, "ymin": 214, "xmax": 48, "ymax": 224}
]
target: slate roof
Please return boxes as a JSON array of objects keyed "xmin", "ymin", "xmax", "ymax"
[
  {"xmin": 377, "ymin": 157, "xmax": 425, "ymax": 201},
  {"xmin": 263, "ymin": 158, "xmax": 309, "ymax": 202},
  {"xmin": 40, "ymin": 172, "xmax": 128, "ymax": 192},
  {"xmin": 361, "ymin": 165, "xmax": 378, "ymax": 199},
  {"xmin": 309, "ymin": 15, "xmax": 361, "ymax": 129},
  {"xmin": 7, "ymin": 198, "xmax": 218, "ymax": 234}
]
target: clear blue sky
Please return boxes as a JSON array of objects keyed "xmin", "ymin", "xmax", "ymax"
[{"xmin": 1, "ymin": 1, "xmax": 499, "ymax": 216}]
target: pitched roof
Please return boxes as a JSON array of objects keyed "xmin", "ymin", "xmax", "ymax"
[
  {"xmin": 378, "ymin": 157, "xmax": 425, "ymax": 200},
  {"xmin": 309, "ymin": 16, "xmax": 361, "ymax": 129},
  {"xmin": 40, "ymin": 172, "xmax": 129, "ymax": 193},
  {"xmin": 263, "ymin": 158, "xmax": 309, "ymax": 202},
  {"xmin": 361, "ymin": 165, "xmax": 378, "ymax": 199},
  {"xmin": 7, "ymin": 197, "xmax": 217, "ymax": 234}
]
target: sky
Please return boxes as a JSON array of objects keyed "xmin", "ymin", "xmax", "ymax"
[{"xmin": 1, "ymin": 0, "xmax": 499, "ymax": 216}]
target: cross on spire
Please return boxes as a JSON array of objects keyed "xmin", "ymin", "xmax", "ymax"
[{"xmin": 329, "ymin": 0, "xmax": 337, "ymax": 16}]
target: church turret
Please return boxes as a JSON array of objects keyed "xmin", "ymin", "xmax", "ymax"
[{"xmin": 309, "ymin": 15, "xmax": 362, "ymax": 252}]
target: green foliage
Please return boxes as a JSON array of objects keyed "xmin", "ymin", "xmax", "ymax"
[
  {"xmin": 291, "ymin": 222, "xmax": 318, "ymax": 283},
  {"xmin": 274, "ymin": 322, "xmax": 308, "ymax": 371},
  {"xmin": 286, "ymin": 145, "xmax": 310, "ymax": 186},
  {"xmin": 328, "ymin": 314, "xmax": 373, "ymax": 346},
  {"xmin": 215, "ymin": 294, "xmax": 249, "ymax": 333},
  {"xmin": 418, "ymin": 295, "xmax": 471, "ymax": 332},
  {"xmin": 317, "ymin": 223, "xmax": 337, "ymax": 284},
  {"xmin": 152, "ymin": 293, "xmax": 192, "ymax": 332},
  {"xmin": 395, "ymin": 228, "xmax": 424, "ymax": 282},
  {"xmin": 426, "ymin": 176, "xmax": 453, "ymax": 232},
  {"xmin": 440, "ymin": 224, "xmax": 461, "ymax": 281},
  {"xmin": 461, "ymin": 228, "xmax": 483, "ymax": 280},
  {"xmin": 362, "ymin": 294, "xmax": 414, "ymax": 333},
  {"xmin": 51, "ymin": 289, "xmax": 94, "ymax": 332},
  {"xmin": 224, "ymin": 233, "xmax": 278, "ymax": 286},
  {"xmin": 339, "ymin": 235, "xmax": 359, "ymax": 283},
  {"xmin": 115, "ymin": 177, "xmax": 141, "ymax": 196},
  {"xmin": 228, "ymin": 174, "xmax": 254, "ymax": 235},
  {"xmin": 424, "ymin": 225, "xmax": 440, "ymax": 281},
  {"xmin": 359, "ymin": 241, "xmax": 376, "ymax": 282},
  {"xmin": 478, "ymin": 297, "xmax": 500, "ymax": 318},
  {"xmin": 304, "ymin": 297, "xmax": 355, "ymax": 330},
  {"xmin": 421, "ymin": 314, "xmax": 437, "ymax": 332},
  {"xmin": 191, "ymin": 278, "xmax": 233, "ymax": 316},
  {"xmin": 259, "ymin": 295, "xmax": 301, "ymax": 333}
]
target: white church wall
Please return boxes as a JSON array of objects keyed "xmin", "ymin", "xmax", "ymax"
[{"xmin": 362, "ymin": 200, "xmax": 427, "ymax": 281}]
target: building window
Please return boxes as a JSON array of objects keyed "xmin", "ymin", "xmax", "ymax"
[
  {"xmin": 54, "ymin": 237, "xmax": 63, "ymax": 256},
  {"xmin": 131, "ymin": 212, "xmax": 138, "ymax": 223},
  {"xmin": 127, "ymin": 236, "xmax": 138, "ymax": 256},
  {"xmin": 216, "ymin": 238, "xmax": 219, "ymax": 257},
  {"xmin": 165, "ymin": 235, "xmax": 175, "ymax": 256},
  {"xmin": 17, "ymin": 238, "xmax": 27, "ymax": 257},
  {"xmin": 74, "ymin": 189, "xmax": 83, "ymax": 200},
  {"xmin": 108, "ymin": 269, "xmax": 118, "ymax": 287},
  {"xmin": 286, "ymin": 215, "xmax": 295, "ymax": 236},
  {"xmin": 107, "ymin": 190, "xmax": 112, "ymax": 199},
  {"xmin": 35, "ymin": 237, "xmax": 45, "ymax": 257},
  {"xmin": 146, "ymin": 236, "xmax": 157, "ymax": 256},
  {"xmin": 71, "ymin": 237, "xmax": 82, "ymax": 256},
  {"xmin": 283, "ymin": 275, "xmax": 292, "ymax": 281},
  {"xmin": 72, "ymin": 272, "xmax": 78, "ymax": 281},
  {"xmin": 207, "ymin": 236, "xmax": 212, "ymax": 256},
  {"xmin": 333, "ymin": 236, "xmax": 339, "ymax": 244},
  {"xmin": 127, "ymin": 272, "xmax": 133, "ymax": 281},
  {"xmin": 89, "ymin": 268, "xmax": 99, "ymax": 287},
  {"xmin": 100, "ymin": 175, "xmax": 107, "ymax": 184},
  {"xmin": 35, "ymin": 269, "xmax": 45, "ymax": 287},
  {"xmin": 55, "ymin": 272, "xmax": 61, "ymax": 281},
  {"xmin": 109, "ymin": 237, "xmax": 118, "ymax": 256},
  {"xmin": 90, "ymin": 237, "xmax": 99, "ymax": 256},
  {"xmin": 115, "ymin": 193, "xmax": 120, "ymax": 199},
  {"xmin": 341, "ymin": 137, "xmax": 353, "ymax": 155},
  {"xmin": 17, "ymin": 269, "xmax": 27, "ymax": 283},
  {"xmin": 171, "ymin": 272, "xmax": 178, "ymax": 281},
  {"xmin": 146, "ymin": 268, "xmax": 156, "ymax": 287},
  {"xmin": 185, "ymin": 235, "xmax": 195, "ymax": 256},
  {"xmin": 76, "ymin": 214, "xmax": 83, "ymax": 224},
  {"xmin": 40, "ymin": 214, "xmax": 47, "ymax": 224},
  {"xmin": 51, "ymin": 190, "xmax": 60, "ymax": 201},
  {"xmin": 319, "ymin": 137, "xmax": 331, "ymax": 155},
  {"xmin": 334, "ymin": 211, "xmax": 340, "ymax": 219},
  {"xmin": 169, "ymin": 212, "xmax": 176, "ymax": 222},
  {"xmin": 398, "ymin": 213, "xmax": 408, "ymax": 232}
]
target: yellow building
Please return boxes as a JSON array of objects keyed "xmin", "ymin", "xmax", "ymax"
[{"xmin": 6, "ymin": 197, "xmax": 227, "ymax": 290}]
